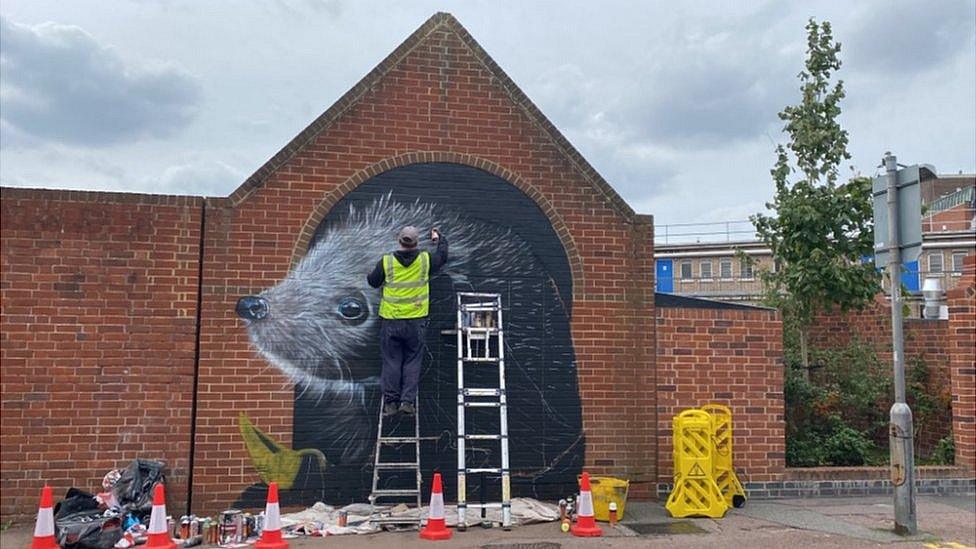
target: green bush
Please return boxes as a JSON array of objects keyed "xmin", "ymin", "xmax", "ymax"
[
  {"xmin": 784, "ymin": 338, "xmax": 952, "ymax": 467},
  {"xmin": 931, "ymin": 434, "xmax": 955, "ymax": 465},
  {"xmin": 785, "ymin": 339, "xmax": 887, "ymax": 467},
  {"xmin": 821, "ymin": 418, "xmax": 876, "ymax": 466}
]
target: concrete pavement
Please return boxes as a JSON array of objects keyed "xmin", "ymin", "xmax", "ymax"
[{"xmin": 3, "ymin": 494, "xmax": 973, "ymax": 548}]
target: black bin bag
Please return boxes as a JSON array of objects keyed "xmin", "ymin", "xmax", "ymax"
[
  {"xmin": 54, "ymin": 489, "xmax": 122, "ymax": 549},
  {"xmin": 112, "ymin": 459, "xmax": 166, "ymax": 516}
]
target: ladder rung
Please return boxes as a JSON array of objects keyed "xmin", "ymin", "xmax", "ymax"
[
  {"xmin": 459, "ymin": 502, "xmax": 508, "ymax": 509},
  {"xmin": 378, "ymin": 437, "xmax": 419, "ymax": 443},
  {"xmin": 462, "ymin": 327, "xmax": 499, "ymax": 332},
  {"xmin": 370, "ymin": 516, "xmax": 421, "ymax": 524},
  {"xmin": 463, "ymin": 402, "xmax": 501, "ymax": 408},
  {"xmin": 463, "ymin": 434, "xmax": 504, "ymax": 440},
  {"xmin": 375, "ymin": 462, "xmax": 419, "ymax": 469},
  {"xmin": 461, "ymin": 301, "xmax": 498, "ymax": 307},
  {"xmin": 462, "ymin": 357, "xmax": 499, "ymax": 363},
  {"xmin": 463, "ymin": 388, "xmax": 502, "ymax": 396},
  {"xmin": 465, "ymin": 468, "xmax": 503, "ymax": 474},
  {"xmin": 372, "ymin": 489, "xmax": 420, "ymax": 497}
]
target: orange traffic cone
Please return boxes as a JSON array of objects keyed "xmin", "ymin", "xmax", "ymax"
[
  {"xmin": 255, "ymin": 483, "xmax": 288, "ymax": 549},
  {"xmin": 419, "ymin": 473, "xmax": 452, "ymax": 541},
  {"xmin": 29, "ymin": 485, "xmax": 57, "ymax": 549},
  {"xmin": 145, "ymin": 484, "xmax": 176, "ymax": 549},
  {"xmin": 570, "ymin": 472, "xmax": 602, "ymax": 537}
]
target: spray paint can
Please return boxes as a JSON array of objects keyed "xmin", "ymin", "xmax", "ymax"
[
  {"xmin": 337, "ymin": 510, "xmax": 348, "ymax": 528},
  {"xmin": 206, "ymin": 518, "xmax": 219, "ymax": 545},
  {"xmin": 558, "ymin": 499, "xmax": 567, "ymax": 521},
  {"xmin": 609, "ymin": 501, "xmax": 618, "ymax": 526},
  {"xmin": 179, "ymin": 516, "xmax": 191, "ymax": 540}
]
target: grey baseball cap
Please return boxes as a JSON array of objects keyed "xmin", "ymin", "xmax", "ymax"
[{"xmin": 398, "ymin": 226, "xmax": 420, "ymax": 248}]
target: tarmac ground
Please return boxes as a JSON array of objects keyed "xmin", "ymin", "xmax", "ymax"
[{"xmin": 3, "ymin": 494, "xmax": 973, "ymax": 549}]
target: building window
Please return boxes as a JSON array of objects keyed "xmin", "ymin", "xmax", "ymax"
[
  {"xmin": 700, "ymin": 261, "xmax": 713, "ymax": 280},
  {"xmin": 680, "ymin": 261, "xmax": 693, "ymax": 280},
  {"xmin": 928, "ymin": 252, "xmax": 943, "ymax": 274},
  {"xmin": 719, "ymin": 259, "xmax": 733, "ymax": 280},
  {"xmin": 740, "ymin": 259, "xmax": 754, "ymax": 279},
  {"xmin": 952, "ymin": 251, "xmax": 968, "ymax": 275}
]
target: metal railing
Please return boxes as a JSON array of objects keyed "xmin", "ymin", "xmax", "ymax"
[
  {"xmin": 656, "ymin": 215, "xmax": 974, "ymax": 246},
  {"xmin": 662, "ymin": 270, "xmax": 968, "ymax": 301},
  {"xmin": 654, "ymin": 220, "xmax": 758, "ymax": 245},
  {"xmin": 927, "ymin": 187, "xmax": 974, "ymax": 215}
]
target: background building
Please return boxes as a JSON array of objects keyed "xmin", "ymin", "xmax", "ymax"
[{"xmin": 655, "ymin": 172, "xmax": 976, "ymax": 308}]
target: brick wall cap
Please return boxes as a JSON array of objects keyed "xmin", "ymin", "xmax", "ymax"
[{"xmin": 0, "ymin": 186, "xmax": 203, "ymax": 206}]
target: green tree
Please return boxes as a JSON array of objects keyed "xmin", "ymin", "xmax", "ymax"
[{"xmin": 751, "ymin": 19, "xmax": 880, "ymax": 375}]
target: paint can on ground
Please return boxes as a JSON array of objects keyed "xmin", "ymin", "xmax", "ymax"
[
  {"xmin": 219, "ymin": 510, "xmax": 243, "ymax": 545},
  {"xmin": 337, "ymin": 510, "xmax": 348, "ymax": 528}
]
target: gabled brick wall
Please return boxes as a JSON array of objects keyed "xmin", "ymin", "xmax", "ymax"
[
  {"xmin": 189, "ymin": 13, "xmax": 656, "ymax": 511},
  {"xmin": 0, "ymin": 189, "xmax": 202, "ymax": 517}
]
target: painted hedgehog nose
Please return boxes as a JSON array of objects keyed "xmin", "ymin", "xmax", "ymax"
[{"xmin": 236, "ymin": 295, "xmax": 269, "ymax": 321}]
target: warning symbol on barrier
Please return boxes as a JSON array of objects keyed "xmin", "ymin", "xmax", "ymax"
[{"xmin": 688, "ymin": 464, "xmax": 707, "ymax": 478}]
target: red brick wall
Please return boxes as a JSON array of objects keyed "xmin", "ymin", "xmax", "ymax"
[
  {"xmin": 923, "ymin": 201, "xmax": 975, "ymax": 233},
  {"xmin": 0, "ymin": 188, "xmax": 202, "ymax": 518},
  {"xmin": 809, "ymin": 298, "xmax": 954, "ymax": 457},
  {"xmin": 947, "ymin": 254, "xmax": 976, "ymax": 471},
  {"xmin": 189, "ymin": 15, "xmax": 656, "ymax": 511},
  {"xmin": 655, "ymin": 306, "xmax": 785, "ymax": 484}
]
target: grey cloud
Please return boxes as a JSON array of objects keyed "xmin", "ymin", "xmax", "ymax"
[
  {"xmin": 267, "ymin": 0, "xmax": 344, "ymax": 18},
  {"xmin": 0, "ymin": 16, "xmax": 202, "ymax": 147},
  {"xmin": 157, "ymin": 160, "xmax": 243, "ymax": 196},
  {"xmin": 617, "ymin": 23, "xmax": 797, "ymax": 145},
  {"xmin": 845, "ymin": 0, "xmax": 976, "ymax": 74},
  {"xmin": 530, "ymin": 11, "xmax": 798, "ymax": 149},
  {"xmin": 623, "ymin": 62, "xmax": 787, "ymax": 144}
]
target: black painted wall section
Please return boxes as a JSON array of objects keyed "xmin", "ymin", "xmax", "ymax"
[{"xmin": 237, "ymin": 163, "xmax": 583, "ymax": 506}]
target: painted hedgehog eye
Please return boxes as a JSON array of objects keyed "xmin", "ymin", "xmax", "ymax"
[{"xmin": 337, "ymin": 297, "xmax": 367, "ymax": 321}]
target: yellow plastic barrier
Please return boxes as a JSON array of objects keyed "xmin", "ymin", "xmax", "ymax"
[
  {"xmin": 587, "ymin": 476, "xmax": 629, "ymax": 522},
  {"xmin": 700, "ymin": 404, "xmax": 747, "ymax": 508},
  {"xmin": 665, "ymin": 409, "xmax": 728, "ymax": 518}
]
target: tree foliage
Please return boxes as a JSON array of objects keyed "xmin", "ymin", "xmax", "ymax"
[{"xmin": 751, "ymin": 19, "xmax": 880, "ymax": 365}]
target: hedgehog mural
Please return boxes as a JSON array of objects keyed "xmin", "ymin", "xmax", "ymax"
[{"xmin": 234, "ymin": 163, "xmax": 583, "ymax": 507}]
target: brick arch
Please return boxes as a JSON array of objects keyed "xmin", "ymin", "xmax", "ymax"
[{"xmin": 289, "ymin": 151, "xmax": 585, "ymax": 299}]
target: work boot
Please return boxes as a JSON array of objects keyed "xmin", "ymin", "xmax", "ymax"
[
  {"xmin": 383, "ymin": 402, "xmax": 399, "ymax": 417},
  {"xmin": 398, "ymin": 401, "xmax": 416, "ymax": 416}
]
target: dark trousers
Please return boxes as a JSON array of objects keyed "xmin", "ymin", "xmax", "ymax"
[{"xmin": 380, "ymin": 318, "xmax": 426, "ymax": 404}]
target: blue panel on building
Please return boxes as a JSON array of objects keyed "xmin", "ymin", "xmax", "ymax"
[{"xmin": 656, "ymin": 259, "xmax": 674, "ymax": 293}]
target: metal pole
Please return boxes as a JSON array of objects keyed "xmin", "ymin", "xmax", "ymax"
[{"xmin": 884, "ymin": 152, "xmax": 917, "ymax": 535}]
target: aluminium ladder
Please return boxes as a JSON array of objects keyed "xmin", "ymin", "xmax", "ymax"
[
  {"xmin": 456, "ymin": 292, "xmax": 512, "ymax": 530},
  {"xmin": 368, "ymin": 397, "xmax": 422, "ymax": 528}
]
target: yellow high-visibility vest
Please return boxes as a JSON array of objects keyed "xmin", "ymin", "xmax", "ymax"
[{"xmin": 379, "ymin": 251, "xmax": 430, "ymax": 319}]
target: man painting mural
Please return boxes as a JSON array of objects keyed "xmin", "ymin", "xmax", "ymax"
[{"xmin": 367, "ymin": 226, "xmax": 448, "ymax": 416}]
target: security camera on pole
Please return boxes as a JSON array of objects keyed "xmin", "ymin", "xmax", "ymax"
[{"xmin": 873, "ymin": 152, "xmax": 924, "ymax": 535}]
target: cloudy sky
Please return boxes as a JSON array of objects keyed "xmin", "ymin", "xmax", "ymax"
[{"xmin": 1, "ymin": 1, "xmax": 974, "ymax": 226}]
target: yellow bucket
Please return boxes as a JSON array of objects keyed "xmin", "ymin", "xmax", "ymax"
[{"xmin": 585, "ymin": 476, "xmax": 629, "ymax": 522}]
